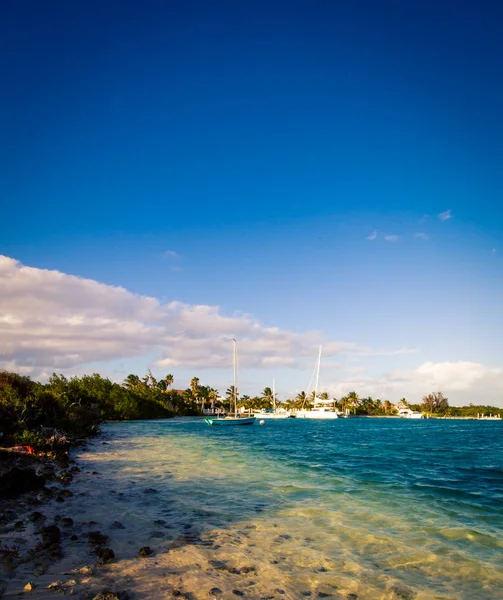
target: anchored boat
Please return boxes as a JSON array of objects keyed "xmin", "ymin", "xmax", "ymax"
[{"xmin": 205, "ymin": 340, "xmax": 255, "ymax": 426}]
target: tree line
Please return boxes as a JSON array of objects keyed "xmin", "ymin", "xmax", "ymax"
[{"xmin": 1, "ymin": 369, "xmax": 501, "ymax": 449}]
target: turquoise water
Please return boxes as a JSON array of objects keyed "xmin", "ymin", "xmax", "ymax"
[{"xmin": 76, "ymin": 417, "xmax": 503, "ymax": 599}]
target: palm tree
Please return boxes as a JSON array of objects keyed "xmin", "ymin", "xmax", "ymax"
[
  {"xmin": 208, "ymin": 388, "xmax": 218, "ymax": 410},
  {"xmin": 190, "ymin": 377, "xmax": 200, "ymax": 406},
  {"xmin": 226, "ymin": 385, "xmax": 238, "ymax": 413},
  {"xmin": 239, "ymin": 394, "xmax": 251, "ymax": 409},
  {"xmin": 346, "ymin": 391, "xmax": 360, "ymax": 414},
  {"xmin": 295, "ymin": 391, "xmax": 307, "ymax": 409},
  {"xmin": 397, "ymin": 397, "xmax": 409, "ymax": 409},
  {"xmin": 165, "ymin": 374, "xmax": 174, "ymax": 389},
  {"xmin": 261, "ymin": 387, "xmax": 274, "ymax": 410},
  {"xmin": 123, "ymin": 374, "xmax": 141, "ymax": 391}
]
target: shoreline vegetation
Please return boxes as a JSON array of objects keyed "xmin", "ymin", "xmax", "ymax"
[{"xmin": 2, "ymin": 370, "xmax": 503, "ymax": 452}]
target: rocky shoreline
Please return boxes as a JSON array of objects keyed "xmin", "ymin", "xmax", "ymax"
[{"xmin": 0, "ymin": 432, "xmax": 134, "ymax": 599}]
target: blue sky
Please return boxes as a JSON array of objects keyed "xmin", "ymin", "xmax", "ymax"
[{"xmin": 1, "ymin": 0, "xmax": 503, "ymax": 404}]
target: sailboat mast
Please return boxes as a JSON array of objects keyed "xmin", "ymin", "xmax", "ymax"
[
  {"xmin": 314, "ymin": 345, "xmax": 322, "ymax": 401},
  {"xmin": 233, "ymin": 339, "xmax": 237, "ymax": 416}
]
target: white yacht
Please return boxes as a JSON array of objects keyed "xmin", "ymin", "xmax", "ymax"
[
  {"xmin": 295, "ymin": 346, "xmax": 340, "ymax": 420},
  {"xmin": 397, "ymin": 408, "xmax": 424, "ymax": 419}
]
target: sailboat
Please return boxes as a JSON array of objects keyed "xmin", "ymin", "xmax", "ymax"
[
  {"xmin": 295, "ymin": 346, "xmax": 340, "ymax": 419},
  {"xmin": 254, "ymin": 379, "xmax": 294, "ymax": 419},
  {"xmin": 205, "ymin": 340, "xmax": 255, "ymax": 426}
]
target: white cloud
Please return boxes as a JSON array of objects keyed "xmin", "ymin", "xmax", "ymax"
[
  {"xmin": 0, "ymin": 255, "xmax": 374, "ymax": 376},
  {"xmin": 366, "ymin": 230, "xmax": 377, "ymax": 241},
  {"xmin": 438, "ymin": 209, "xmax": 452, "ymax": 221},
  {"xmin": 325, "ymin": 361, "xmax": 503, "ymax": 407},
  {"xmin": 384, "ymin": 235, "xmax": 399, "ymax": 242},
  {"xmin": 414, "ymin": 232, "xmax": 429, "ymax": 240}
]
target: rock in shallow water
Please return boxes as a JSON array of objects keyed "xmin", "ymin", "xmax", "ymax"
[
  {"xmin": 139, "ymin": 546, "xmax": 153, "ymax": 557},
  {"xmin": 0, "ymin": 467, "xmax": 46, "ymax": 499},
  {"xmin": 88, "ymin": 531, "xmax": 109, "ymax": 546},
  {"xmin": 41, "ymin": 525, "xmax": 61, "ymax": 545},
  {"xmin": 96, "ymin": 547, "xmax": 115, "ymax": 564}
]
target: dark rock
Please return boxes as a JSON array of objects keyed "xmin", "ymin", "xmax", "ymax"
[
  {"xmin": 0, "ymin": 467, "xmax": 46, "ymax": 499},
  {"xmin": 143, "ymin": 488, "xmax": 158, "ymax": 494},
  {"xmin": 154, "ymin": 519, "xmax": 166, "ymax": 525},
  {"xmin": 390, "ymin": 586, "xmax": 416, "ymax": 600},
  {"xmin": 232, "ymin": 591, "xmax": 244, "ymax": 597},
  {"xmin": 88, "ymin": 531, "xmax": 109, "ymax": 546},
  {"xmin": 29, "ymin": 511, "xmax": 45, "ymax": 522},
  {"xmin": 317, "ymin": 594, "xmax": 332, "ymax": 598},
  {"xmin": 139, "ymin": 546, "xmax": 153, "ymax": 557},
  {"xmin": 317, "ymin": 566, "xmax": 328, "ymax": 573},
  {"xmin": 209, "ymin": 560, "xmax": 227, "ymax": 570},
  {"xmin": 209, "ymin": 589, "xmax": 223, "ymax": 597},
  {"xmin": 41, "ymin": 525, "xmax": 61, "ymax": 545},
  {"xmin": 56, "ymin": 496, "xmax": 65, "ymax": 503},
  {"xmin": 96, "ymin": 547, "xmax": 115, "ymax": 564},
  {"xmin": 70, "ymin": 535, "xmax": 79, "ymax": 541},
  {"xmin": 70, "ymin": 466, "xmax": 80, "ymax": 473},
  {"xmin": 239, "ymin": 566, "xmax": 256, "ymax": 574},
  {"xmin": 301, "ymin": 593, "xmax": 312, "ymax": 597},
  {"xmin": 93, "ymin": 590, "xmax": 127, "ymax": 600},
  {"xmin": 111, "ymin": 521, "xmax": 125, "ymax": 529},
  {"xmin": 60, "ymin": 517, "xmax": 74, "ymax": 527},
  {"xmin": 275, "ymin": 590, "xmax": 286, "ymax": 595}
]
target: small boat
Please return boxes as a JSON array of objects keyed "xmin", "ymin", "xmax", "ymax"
[
  {"xmin": 296, "ymin": 346, "xmax": 340, "ymax": 419},
  {"xmin": 205, "ymin": 340, "xmax": 255, "ymax": 426},
  {"xmin": 397, "ymin": 408, "xmax": 424, "ymax": 419}
]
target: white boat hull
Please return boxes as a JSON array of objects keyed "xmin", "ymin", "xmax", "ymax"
[
  {"xmin": 253, "ymin": 412, "xmax": 293, "ymax": 419},
  {"xmin": 398, "ymin": 409, "xmax": 424, "ymax": 419},
  {"xmin": 295, "ymin": 410, "xmax": 339, "ymax": 419},
  {"xmin": 205, "ymin": 417, "xmax": 255, "ymax": 426}
]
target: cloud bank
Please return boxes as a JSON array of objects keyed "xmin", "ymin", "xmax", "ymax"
[
  {"xmin": 326, "ymin": 361, "xmax": 503, "ymax": 407},
  {"xmin": 0, "ymin": 255, "xmax": 363, "ymax": 376},
  {"xmin": 1, "ymin": 256, "xmax": 500, "ymax": 405}
]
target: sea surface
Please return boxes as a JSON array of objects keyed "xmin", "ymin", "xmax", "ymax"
[{"xmin": 15, "ymin": 417, "xmax": 503, "ymax": 599}]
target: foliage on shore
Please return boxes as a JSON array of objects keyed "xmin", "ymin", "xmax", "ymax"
[{"xmin": 0, "ymin": 370, "xmax": 200, "ymax": 448}]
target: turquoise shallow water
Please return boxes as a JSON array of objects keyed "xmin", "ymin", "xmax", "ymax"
[{"xmin": 77, "ymin": 417, "xmax": 503, "ymax": 599}]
